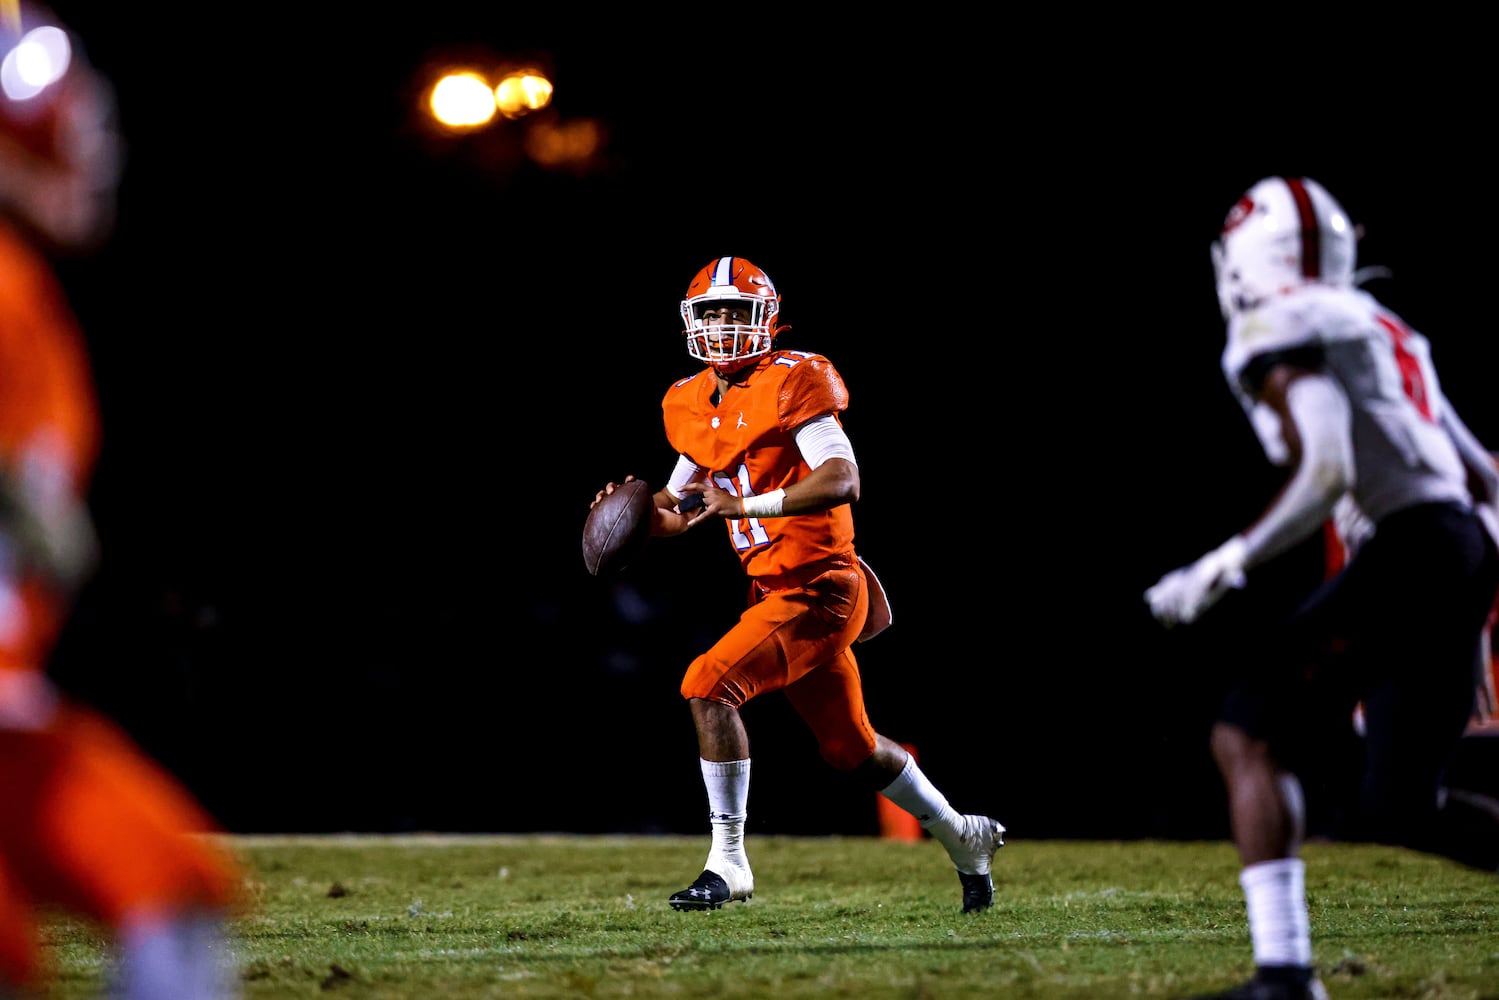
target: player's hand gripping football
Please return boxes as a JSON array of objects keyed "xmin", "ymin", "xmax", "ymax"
[
  {"xmin": 1144, "ymin": 535, "xmax": 1249, "ymax": 628},
  {"xmin": 673, "ymin": 480, "xmax": 740, "ymax": 525}
]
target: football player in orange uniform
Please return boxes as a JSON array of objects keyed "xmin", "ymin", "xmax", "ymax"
[
  {"xmin": 591, "ymin": 256, "xmax": 1004, "ymax": 913},
  {"xmin": 0, "ymin": 4, "xmax": 244, "ymax": 995}
]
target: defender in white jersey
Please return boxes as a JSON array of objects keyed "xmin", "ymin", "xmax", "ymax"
[{"xmin": 1145, "ymin": 176, "xmax": 1499, "ymax": 1000}]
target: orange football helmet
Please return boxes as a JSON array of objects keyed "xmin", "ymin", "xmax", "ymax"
[{"xmin": 679, "ymin": 256, "xmax": 782, "ymax": 375}]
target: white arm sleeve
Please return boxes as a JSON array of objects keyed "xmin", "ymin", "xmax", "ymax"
[
  {"xmin": 1241, "ymin": 373, "xmax": 1354, "ymax": 568},
  {"xmin": 794, "ymin": 414, "xmax": 857, "ymax": 469},
  {"xmin": 1438, "ymin": 390, "xmax": 1499, "ymax": 507},
  {"xmin": 1249, "ymin": 401, "xmax": 1292, "ymax": 466},
  {"xmin": 665, "ymin": 454, "xmax": 707, "ymax": 499}
]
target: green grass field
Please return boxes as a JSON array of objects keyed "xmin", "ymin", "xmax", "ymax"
[{"xmin": 38, "ymin": 835, "xmax": 1499, "ymax": 998}]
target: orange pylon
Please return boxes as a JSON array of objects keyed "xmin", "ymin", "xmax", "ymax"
[{"xmin": 878, "ymin": 743, "xmax": 923, "ymax": 841}]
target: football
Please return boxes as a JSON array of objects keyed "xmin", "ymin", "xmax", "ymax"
[{"xmin": 582, "ymin": 479, "xmax": 653, "ymax": 576}]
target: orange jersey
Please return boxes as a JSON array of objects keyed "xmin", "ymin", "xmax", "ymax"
[
  {"xmin": 0, "ymin": 220, "xmax": 101, "ymax": 675},
  {"xmin": 662, "ymin": 350, "xmax": 855, "ymax": 581},
  {"xmin": 0, "ymin": 226, "xmax": 244, "ymax": 992}
]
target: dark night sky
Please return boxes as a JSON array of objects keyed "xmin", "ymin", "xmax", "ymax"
[{"xmin": 33, "ymin": 7, "xmax": 1499, "ymax": 836}]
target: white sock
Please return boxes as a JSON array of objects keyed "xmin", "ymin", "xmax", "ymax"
[
  {"xmin": 701, "ymin": 758, "xmax": 750, "ymax": 872},
  {"xmin": 1278, "ymin": 773, "xmax": 1307, "ymax": 854},
  {"xmin": 878, "ymin": 754, "xmax": 962, "ymax": 849},
  {"xmin": 117, "ymin": 908, "xmax": 239, "ymax": 1000},
  {"xmin": 1240, "ymin": 858, "xmax": 1313, "ymax": 968}
]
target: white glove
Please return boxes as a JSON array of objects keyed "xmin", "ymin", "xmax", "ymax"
[{"xmin": 1144, "ymin": 535, "xmax": 1249, "ymax": 628}]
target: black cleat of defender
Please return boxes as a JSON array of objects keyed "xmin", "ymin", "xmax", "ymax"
[
  {"xmin": 668, "ymin": 870, "xmax": 742, "ymax": 911},
  {"xmin": 1186, "ymin": 970, "xmax": 1329, "ymax": 1000},
  {"xmin": 960, "ymin": 871, "xmax": 994, "ymax": 913}
]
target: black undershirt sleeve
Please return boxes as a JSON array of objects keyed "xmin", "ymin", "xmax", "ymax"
[{"xmin": 1239, "ymin": 345, "xmax": 1326, "ymax": 397}]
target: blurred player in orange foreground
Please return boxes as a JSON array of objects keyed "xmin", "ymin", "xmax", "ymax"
[
  {"xmin": 591, "ymin": 256, "xmax": 1004, "ymax": 914},
  {"xmin": 0, "ymin": 3, "xmax": 244, "ymax": 996}
]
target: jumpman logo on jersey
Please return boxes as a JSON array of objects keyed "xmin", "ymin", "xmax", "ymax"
[{"xmin": 737, "ymin": 412, "xmax": 747, "ymax": 429}]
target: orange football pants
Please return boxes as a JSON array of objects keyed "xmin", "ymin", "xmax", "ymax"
[
  {"xmin": 0, "ymin": 702, "xmax": 243, "ymax": 987},
  {"xmin": 681, "ymin": 554, "xmax": 878, "ymax": 770},
  {"xmin": 0, "ymin": 859, "xmax": 36, "ymax": 987}
]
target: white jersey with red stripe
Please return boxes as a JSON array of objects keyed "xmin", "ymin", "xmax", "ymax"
[{"xmin": 1221, "ymin": 284, "xmax": 1469, "ymax": 526}]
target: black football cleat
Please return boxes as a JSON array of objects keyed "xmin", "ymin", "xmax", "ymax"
[
  {"xmin": 1187, "ymin": 969, "xmax": 1329, "ymax": 1000},
  {"xmin": 668, "ymin": 869, "xmax": 753, "ymax": 911},
  {"xmin": 949, "ymin": 815, "xmax": 1004, "ymax": 913},
  {"xmin": 959, "ymin": 871, "xmax": 994, "ymax": 914}
]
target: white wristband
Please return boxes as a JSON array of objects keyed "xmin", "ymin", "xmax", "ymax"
[{"xmin": 741, "ymin": 489, "xmax": 785, "ymax": 518}]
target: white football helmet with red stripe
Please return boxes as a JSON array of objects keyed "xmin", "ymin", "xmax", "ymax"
[
  {"xmin": 1211, "ymin": 176, "xmax": 1358, "ymax": 320},
  {"xmin": 679, "ymin": 256, "xmax": 783, "ymax": 375}
]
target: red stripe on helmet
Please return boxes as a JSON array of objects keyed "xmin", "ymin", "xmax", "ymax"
[{"xmin": 1284, "ymin": 177, "xmax": 1321, "ymax": 280}]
